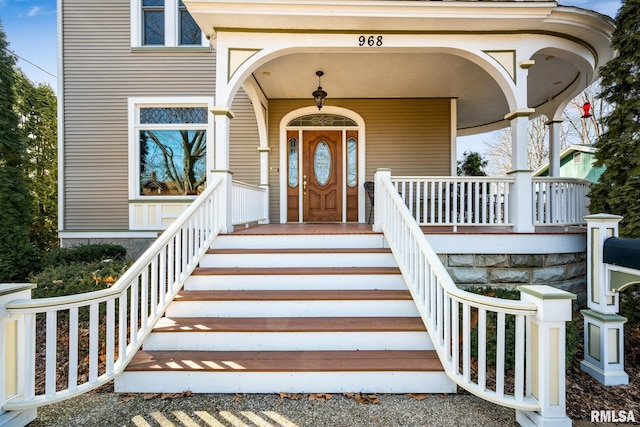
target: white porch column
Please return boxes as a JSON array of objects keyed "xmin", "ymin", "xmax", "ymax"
[
  {"xmin": 210, "ymin": 107, "xmax": 235, "ymax": 234},
  {"xmin": 547, "ymin": 120, "xmax": 562, "ymax": 177},
  {"xmin": 506, "ymin": 110, "xmax": 535, "ymax": 233},
  {"xmin": 258, "ymin": 146, "xmax": 271, "ymax": 224},
  {"xmin": 0, "ymin": 284, "xmax": 37, "ymax": 427},
  {"xmin": 581, "ymin": 214, "xmax": 629, "ymax": 385},
  {"xmin": 516, "ymin": 285, "xmax": 575, "ymax": 427}
]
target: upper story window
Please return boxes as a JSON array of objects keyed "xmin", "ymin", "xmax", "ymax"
[{"xmin": 132, "ymin": 0, "xmax": 206, "ymax": 48}]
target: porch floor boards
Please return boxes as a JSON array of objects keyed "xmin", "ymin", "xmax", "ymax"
[
  {"xmin": 126, "ymin": 350, "xmax": 442, "ymax": 372},
  {"xmin": 174, "ymin": 289, "xmax": 412, "ymax": 302},
  {"xmin": 230, "ymin": 223, "xmax": 586, "ymax": 235},
  {"xmin": 153, "ymin": 316, "xmax": 426, "ymax": 333},
  {"xmin": 192, "ymin": 266, "xmax": 400, "ymax": 276}
]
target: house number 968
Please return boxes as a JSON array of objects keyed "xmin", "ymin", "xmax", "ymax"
[{"xmin": 358, "ymin": 35, "xmax": 383, "ymax": 47}]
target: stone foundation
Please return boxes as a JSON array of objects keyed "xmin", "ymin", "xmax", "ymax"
[{"xmin": 439, "ymin": 252, "xmax": 587, "ymax": 307}]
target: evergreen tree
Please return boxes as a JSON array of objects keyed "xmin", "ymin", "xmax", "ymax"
[
  {"xmin": 0, "ymin": 21, "xmax": 39, "ymax": 281},
  {"xmin": 589, "ymin": 0, "xmax": 640, "ymax": 237},
  {"xmin": 14, "ymin": 72, "xmax": 58, "ymax": 255},
  {"xmin": 457, "ymin": 151, "xmax": 488, "ymax": 176}
]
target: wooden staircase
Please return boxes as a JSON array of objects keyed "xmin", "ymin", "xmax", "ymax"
[{"xmin": 114, "ymin": 230, "xmax": 455, "ymax": 394}]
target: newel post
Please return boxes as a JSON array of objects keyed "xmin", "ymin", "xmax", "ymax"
[
  {"xmin": 516, "ymin": 285, "xmax": 575, "ymax": 427},
  {"xmin": 0, "ymin": 284, "xmax": 37, "ymax": 427},
  {"xmin": 581, "ymin": 214, "xmax": 628, "ymax": 385},
  {"xmin": 373, "ymin": 169, "xmax": 391, "ymax": 233},
  {"xmin": 210, "ymin": 170, "xmax": 234, "ymax": 234}
]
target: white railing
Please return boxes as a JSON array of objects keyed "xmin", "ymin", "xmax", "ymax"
[
  {"xmin": 376, "ymin": 171, "xmax": 574, "ymax": 424},
  {"xmin": 392, "ymin": 176, "xmax": 514, "ymax": 226},
  {"xmin": 3, "ymin": 178, "xmax": 225, "ymax": 411},
  {"xmin": 532, "ymin": 178, "xmax": 590, "ymax": 225},
  {"xmin": 231, "ymin": 180, "xmax": 267, "ymax": 226}
]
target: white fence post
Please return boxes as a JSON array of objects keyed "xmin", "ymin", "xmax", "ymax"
[
  {"xmin": 211, "ymin": 170, "xmax": 234, "ymax": 234},
  {"xmin": 0, "ymin": 284, "xmax": 37, "ymax": 427},
  {"xmin": 581, "ymin": 214, "xmax": 629, "ymax": 385},
  {"xmin": 516, "ymin": 285, "xmax": 574, "ymax": 427},
  {"xmin": 373, "ymin": 169, "xmax": 391, "ymax": 232}
]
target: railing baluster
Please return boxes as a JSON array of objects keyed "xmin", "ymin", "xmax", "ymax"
[
  {"xmin": 515, "ymin": 314, "xmax": 525, "ymax": 402},
  {"xmin": 45, "ymin": 311, "xmax": 57, "ymax": 397},
  {"xmin": 23, "ymin": 313, "xmax": 36, "ymax": 401},
  {"xmin": 478, "ymin": 308, "xmax": 487, "ymax": 391},
  {"xmin": 106, "ymin": 299, "xmax": 115, "ymax": 375},
  {"xmin": 68, "ymin": 307, "xmax": 79, "ymax": 391},
  {"xmin": 452, "ymin": 300, "xmax": 460, "ymax": 374},
  {"xmin": 89, "ymin": 302, "xmax": 99, "ymax": 383},
  {"xmin": 119, "ymin": 290, "xmax": 127, "ymax": 361},
  {"xmin": 131, "ymin": 279, "xmax": 139, "ymax": 345},
  {"xmin": 462, "ymin": 303, "xmax": 470, "ymax": 382},
  {"xmin": 496, "ymin": 312, "xmax": 506, "ymax": 398}
]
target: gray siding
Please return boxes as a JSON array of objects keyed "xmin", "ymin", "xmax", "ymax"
[
  {"xmin": 62, "ymin": 0, "xmax": 259, "ymax": 230},
  {"xmin": 230, "ymin": 90, "xmax": 261, "ymax": 185},
  {"xmin": 268, "ymin": 98, "xmax": 452, "ymax": 222}
]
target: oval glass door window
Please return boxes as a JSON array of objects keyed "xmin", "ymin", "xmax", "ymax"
[{"xmin": 314, "ymin": 141, "xmax": 331, "ymax": 186}]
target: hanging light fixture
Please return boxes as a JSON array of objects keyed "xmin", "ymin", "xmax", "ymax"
[
  {"xmin": 581, "ymin": 101, "xmax": 593, "ymax": 119},
  {"xmin": 312, "ymin": 71, "xmax": 327, "ymax": 110}
]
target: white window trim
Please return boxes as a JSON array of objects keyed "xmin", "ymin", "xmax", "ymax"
[
  {"xmin": 131, "ymin": 0, "xmax": 207, "ymax": 48},
  {"xmin": 128, "ymin": 96, "xmax": 215, "ymax": 200}
]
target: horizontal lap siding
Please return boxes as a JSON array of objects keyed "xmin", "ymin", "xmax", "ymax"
[
  {"xmin": 268, "ymin": 99, "xmax": 452, "ymax": 223},
  {"xmin": 62, "ymin": 0, "xmax": 217, "ymax": 230},
  {"xmin": 230, "ymin": 90, "xmax": 261, "ymax": 185}
]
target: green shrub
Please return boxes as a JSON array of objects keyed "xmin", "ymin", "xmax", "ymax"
[
  {"xmin": 32, "ymin": 258, "xmax": 132, "ymax": 299},
  {"xmin": 620, "ymin": 290, "xmax": 640, "ymax": 329},
  {"xmin": 44, "ymin": 244, "xmax": 127, "ymax": 267}
]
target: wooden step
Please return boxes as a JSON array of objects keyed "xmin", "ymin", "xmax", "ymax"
[
  {"xmin": 191, "ymin": 266, "xmax": 401, "ymax": 276},
  {"xmin": 152, "ymin": 316, "xmax": 426, "ymax": 333},
  {"xmin": 125, "ymin": 350, "xmax": 442, "ymax": 372},
  {"xmin": 174, "ymin": 289, "xmax": 412, "ymax": 302}
]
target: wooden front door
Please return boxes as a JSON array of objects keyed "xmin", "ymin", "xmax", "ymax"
[{"xmin": 303, "ymin": 131, "xmax": 342, "ymax": 222}]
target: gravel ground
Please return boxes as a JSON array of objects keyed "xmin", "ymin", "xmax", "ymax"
[{"xmin": 29, "ymin": 392, "xmax": 517, "ymax": 427}]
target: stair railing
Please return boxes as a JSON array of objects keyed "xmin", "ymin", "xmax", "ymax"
[
  {"xmin": 374, "ymin": 169, "xmax": 575, "ymax": 426},
  {"xmin": 2, "ymin": 177, "xmax": 224, "ymax": 411}
]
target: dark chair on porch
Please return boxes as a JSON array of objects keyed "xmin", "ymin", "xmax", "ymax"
[{"xmin": 364, "ymin": 181, "xmax": 374, "ymax": 224}]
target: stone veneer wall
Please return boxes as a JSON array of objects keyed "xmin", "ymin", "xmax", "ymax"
[{"xmin": 439, "ymin": 252, "xmax": 587, "ymax": 307}]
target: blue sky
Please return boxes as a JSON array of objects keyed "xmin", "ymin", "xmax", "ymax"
[{"xmin": 0, "ymin": 0, "xmax": 622, "ymax": 94}]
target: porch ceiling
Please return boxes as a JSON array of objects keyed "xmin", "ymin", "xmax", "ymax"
[{"xmin": 251, "ymin": 51, "xmax": 581, "ymax": 132}]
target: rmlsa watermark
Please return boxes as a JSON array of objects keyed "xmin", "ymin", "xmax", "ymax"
[{"xmin": 591, "ymin": 409, "xmax": 637, "ymax": 423}]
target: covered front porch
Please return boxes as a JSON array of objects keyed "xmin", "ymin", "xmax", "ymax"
[{"xmin": 183, "ymin": 0, "xmax": 613, "ymax": 236}]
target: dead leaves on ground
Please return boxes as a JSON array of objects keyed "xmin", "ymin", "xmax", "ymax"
[
  {"xmin": 343, "ymin": 393, "xmax": 379, "ymax": 404},
  {"xmin": 117, "ymin": 390, "xmax": 193, "ymax": 404}
]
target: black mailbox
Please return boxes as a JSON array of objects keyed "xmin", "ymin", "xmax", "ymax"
[{"xmin": 603, "ymin": 237, "xmax": 640, "ymax": 270}]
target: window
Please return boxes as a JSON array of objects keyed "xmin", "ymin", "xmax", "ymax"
[
  {"xmin": 133, "ymin": 0, "xmax": 205, "ymax": 47},
  {"xmin": 288, "ymin": 137, "xmax": 298, "ymax": 188},
  {"xmin": 573, "ymin": 152, "xmax": 582, "ymax": 164},
  {"xmin": 129, "ymin": 98, "xmax": 214, "ymax": 198},
  {"xmin": 179, "ymin": 1, "xmax": 201, "ymax": 45},
  {"xmin": 347, "ymin": 137, "xmax": 357, "ymax": 187}
]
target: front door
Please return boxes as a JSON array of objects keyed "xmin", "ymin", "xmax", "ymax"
[{"xmin": 303, "ymin": 130, "xmax": 342, "ymax": 222}]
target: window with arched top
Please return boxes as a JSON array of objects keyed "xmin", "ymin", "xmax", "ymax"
[{"xmin": 287, "ymin": 114, "xmax": 357, "ymax": 127}]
